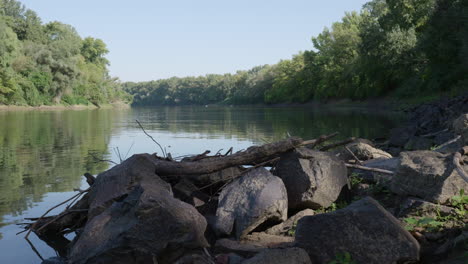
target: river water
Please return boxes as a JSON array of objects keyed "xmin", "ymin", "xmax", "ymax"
[{"xmin": 0, "ymin": 105, "xmax": 404, "ymax": 263}]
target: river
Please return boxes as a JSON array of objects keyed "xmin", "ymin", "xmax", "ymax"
[{"xmin": 0, "ymin": 105, "xmax": 404, "ymax": 263}]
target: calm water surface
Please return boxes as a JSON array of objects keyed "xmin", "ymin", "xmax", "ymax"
[{"xmin": 0, "ymin": 105, "xmax": 404, "ymax": 263}]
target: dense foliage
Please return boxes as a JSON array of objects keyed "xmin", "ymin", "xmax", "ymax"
[
  {"xmin": 0, "ymin": 0, "xmax": 131, "ymax": 106},
  {"xmin": 126, "ymin": 0, "xmax": 467, "ymax": 105}
]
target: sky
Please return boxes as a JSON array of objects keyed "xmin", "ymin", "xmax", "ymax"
[{"xmin": 20, "ymin": 0, "xmax": 369, "ymax": 82}]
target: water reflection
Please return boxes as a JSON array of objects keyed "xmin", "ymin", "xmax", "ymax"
[{"xmin": 0, "ymin": 105, "xmax": 403, "ymax": 263}]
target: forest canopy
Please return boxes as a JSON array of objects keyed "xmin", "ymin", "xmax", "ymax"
[
  {"xmin": 0, "ymin": 0, "xmax": 131, "ymax": 106},
  {"xmin": 125, "ymin": 0, "xmax": 467, "ymax": 106}
]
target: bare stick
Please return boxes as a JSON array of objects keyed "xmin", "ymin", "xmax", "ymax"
[
  {"xmin": 434, "ymin": 135, "xmax": 461, "ymax": 151},
  {"xmin": 421, "ymin": 128, "xmax": 448, "ymax": 138},
  {"xmin": 124, "ymin": 141, "xmax": 135, "ymax": 160},
  {"xmin": 345, "ymin": 146, "xmax": 363, "ymax": 165},
  {"xmin": 36, "ymin": 209, "xmax": 88, "ymax": 233},
  {"xmin": 224, "ymin": 147, "xmax": 233, "ymax": 156},
  {"xmin": 453, "ymin": 146, "xmax": 468, "ymax": 183},
  {"xmin": 24, "ymin": 188, "xmax": 90, "ymax": 239},
  {"xmin": 25, "ymin": 237, "xmax": 44, "ymax": 261},
  {"xmin": 136, "ymin": 119, "xmax": 166, "ymax": 158},
  {"xmin": 345, "ymin": 163, "xmax": 395, "ymax": 175},
  {"xmin": 320, "ymin": 137, "xmax": 356, "ymax": 151},
  {"xmin": 89, "ymin": 152, "xmax": 117, "ymax": 165}
]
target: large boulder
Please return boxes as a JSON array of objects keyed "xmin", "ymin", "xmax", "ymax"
[
  {"xmin": 391, "ymin": 151, "xmax": 468, "ymax": 203},
  {"xmin": 295, "ymin": 197, "xmax": 420, "ymax": 264},
  {"xmin": 453, "ymin": 113, "xmax": 468, "ymax": 144},
  {"xmin": 274, "ymin": 147, "xmax": 347, "ymax": 210},
  {"xmin": 215, "ymin": 168, "xmax": 288, "ymax": 239},
  {"xmin": 68, "ymin": 154, "xmax": 209, "ymax": 264},
  {"xmin": 241, "ymin": 248, "xmax": 312, "ymax": 264},
  {"xmin": 86, "ymin": 154, "xmax": 172, "ymax": 220}
]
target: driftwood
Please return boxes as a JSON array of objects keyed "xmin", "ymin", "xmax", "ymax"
[
  {"xmin": 153, "ymin": 136, "xmax": 313, "ymax": 176},
  {"xmin": 453, "ymin": 146, "xmax": 468, "ymax": 183}
]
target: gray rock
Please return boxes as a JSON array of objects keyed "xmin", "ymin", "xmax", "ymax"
[
  {"xmin": 215, "ymin": 168, "xmax": 288, "ymax": 239},
  {"xmin": 295, "ymin": 197, "xmax": 420, "ymax": 264},
  {"xmin": 214, "ymin": 239, "xmax": 265, "ymax": 257},
  {"xmin": 241, "ymin": 248, "xmax": 312, "ymax": 264},
  {"xmin": 391, "ymin": 151, "xmax": 468, "ymax": 203},
  {"xmin": 397, "ymin": 197, "xmax": 455, "ymax": 218},
  {"xmin": 243, "ymin": 232, "xmax": 295, "ymax": 247},
  {"xmin": 68, "ymin": 155, "xmax": 208, "ymax": 264},
  {"xmin": 275, "ymin": 148, "xmax": 348, "ymax": 210},
  {"xmin": 265, "ymin": 209, "xmax": 314, "ymax": 236},
  {"xmin": 453, "ymin": 113, "xmax": 468, "ymax": 144},
  {"xmin": 87, "ymin": 154, "xmax": 172, "ymax": 220}
]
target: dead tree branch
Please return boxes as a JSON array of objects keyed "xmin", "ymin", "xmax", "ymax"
[{"xmin": 136, "ymin": 119, "xmax": 167, "ymax": 158}]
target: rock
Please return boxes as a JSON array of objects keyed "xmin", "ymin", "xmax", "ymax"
[
  {"xmin": 343, "ymin": 142, "xmax": 393, "ymax": 161},
  {"xmin": 397, "ymin": 197, "xmax": 455, "ymax": 218},
  {"xmin": 86, "ymin": 154, "xmax": 172, "ymax": 220},
  {"xmin": 215, "ymin": 168, "xmax": 287, "ymax": 239},
  {"xmin": 214, "ymin": 253, "xmax": 246, "ymax": 264},
  {"xmin": 265, "ymin": 209, "xmax": 314, "ymax": 236},
  {"xmin": 173, "ymin": 179, "xmax": 209, "ymax": 207},
  {"xmin": 389, "ymin": 127, "xmax": 415, "ymax": 147},
  {"xmin": 243, "ymin": 232, "xmax": 295, "ymax": 247},
  {"xmin": 274, "ymin": 147, "xmax": 347, "ymax": 210},
  {"xmin": 241, "ymin": 248, "xmax": 312, "ymax": 264},
  {"xmin": 295, "ymin": 197, "xmax": 420, "ymax": 264},
  {"xmin": 404, "ymin": 136, "xmax": 433, "ymax": 150},
  {"xmin": 214, "ymin": 239, "xmax": 265, "ymax": 257},
  {"xmin": 453, "ymin": 113, "xmax": 468, "ymax": 144},
  {"xmin": 174, "ymin": 253, "xmax": 212, "ymax": 264},
  {"xmin": 391, "ymin": 151, "xmax": 468, "ymax": 203},
  {"xmin": 41, "ymin": 257, "xmax": 66, "ymax": 264},
  {"xmin": 68, "ymin": 155, "xmax": 209, "ymax": 264}
]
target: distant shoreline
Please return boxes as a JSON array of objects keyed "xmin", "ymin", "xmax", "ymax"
[{"xmin": 0, "ymin": 102, "xmax": 130, "ymax": 111}]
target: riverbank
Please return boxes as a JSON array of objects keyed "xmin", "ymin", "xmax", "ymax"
[{"xmin": 0, "ymin": 101, "xmax": 130, "ymax": 111}]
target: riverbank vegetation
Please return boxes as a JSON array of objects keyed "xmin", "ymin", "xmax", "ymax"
[
  {"xmin": 126, "ymin": 0, "xmax": 467, "ymax": 106},
  {"xmin": 0, "ymin": 0, "xmax": 131, "ymax": 106}
]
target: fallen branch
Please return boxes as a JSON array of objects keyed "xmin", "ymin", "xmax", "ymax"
[
  {"xmin": 319, "ymin": 137, "xmax": 356, "ymax": 151},
  {"xmin": 136, "ymin": 119, "xmax": 167, "ymax": 158},
  {"xmin": 345, "ymin": 163, "xmax": 395, "ymax": 175},
  {"xmin": 421, "ymin": 128, "xmax": 448, "ymax": 138},
  {"xmin": 434, "ymin": 135, "xmax": 461, "ymax": 151},
  {"xmin": 453, "ymin": 146, "xmax": 468, "ymax": 183},
  {"xmin": 24, "ymin": 188, "xmax": 90, "ymax": 239},
  {"xmin": 152, "ymin": 137, "xmax": 304, "ymax": 176}
]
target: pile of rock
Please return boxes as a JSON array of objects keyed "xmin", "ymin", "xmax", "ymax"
[{"xmin": 32, "ymin": 132, "xmax": 467, "ymax": 264}]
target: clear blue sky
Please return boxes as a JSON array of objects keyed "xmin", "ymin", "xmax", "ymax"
[{"xmin": 20, "ymin": 0, "xmax": 369, "ymax": 82}]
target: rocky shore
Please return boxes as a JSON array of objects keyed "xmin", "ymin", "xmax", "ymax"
[{"xmin": 27, "ymin": 95, "xmax": 467, "ymax": 264}]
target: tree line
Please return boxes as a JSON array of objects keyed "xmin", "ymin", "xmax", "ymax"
[
  {"xmin": 0, "ymin": 0, "xmax": 131, "ymax": 106},
  {"xmin": 126, "ymin": 0, "xmax": 467, "ymax": 106}
]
